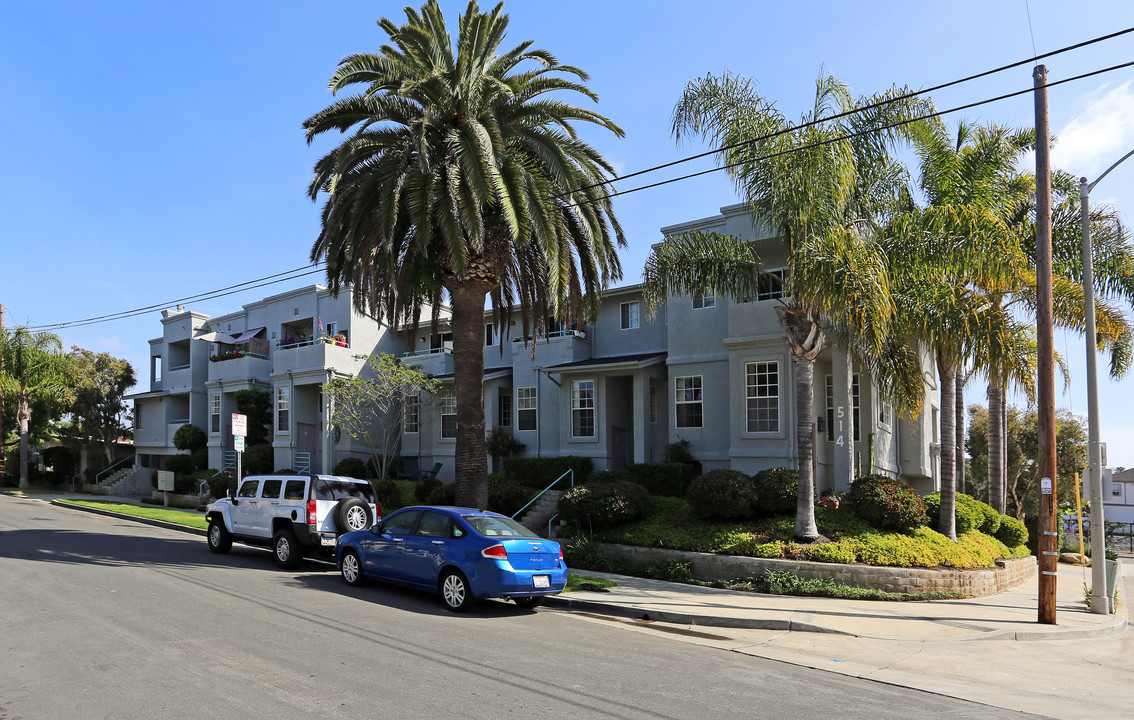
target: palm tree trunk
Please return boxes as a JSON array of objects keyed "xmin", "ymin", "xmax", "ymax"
[
  {"xmin": 448, "ymin": 281, "xmax": 490, "ymax": 509},
  {"xmin": 955, "ymin": 372, "xmax": 965, "ymax": 495},
  {"xmin": 988, "ymin": 382, "xmax": 1005, "ymax": 513},
  {"xmin": 937, "ymin": 356, "xmax": 957, "ymax": 541},
  {"xmin": 17, "ymin": 387, "xmax": 30, "ymax": 489},
  {"xmin": 793, "ymin": 357, "xmax": 819, "ymax": 541}
]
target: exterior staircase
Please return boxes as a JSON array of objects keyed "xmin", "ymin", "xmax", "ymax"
[
  {"xmin": 103, "ymin": 466, "xmax": 153, "ymax": 496},
  {"xmin": 518, "ymin": 489, "xmax": 562, "ymax": 538}
]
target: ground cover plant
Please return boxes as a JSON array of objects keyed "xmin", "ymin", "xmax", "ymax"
[{"xmin": 56, "ymin": 499, "xmax": 209, "ymax": 530}]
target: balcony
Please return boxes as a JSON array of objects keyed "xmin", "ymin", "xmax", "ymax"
[
  {"xmin": 274, "ymin": 338, "xmax": 362, "ymax": 375},
  {"xmin": 511, "ymin": 329, "xmax": 590, "ymax": 367},
  {"xmin": 403, "ymin": 347, "xmax": 453, "ymax": 377}
]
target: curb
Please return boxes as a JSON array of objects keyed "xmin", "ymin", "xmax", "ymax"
[{"xmin": 51, "ymin": 499, "xmax": 208, "ymax": 537}]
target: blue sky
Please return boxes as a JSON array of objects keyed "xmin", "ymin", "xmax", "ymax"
[{"xmin": 3, "ymin": 1, "xmax": 1134, "ymax": 465}]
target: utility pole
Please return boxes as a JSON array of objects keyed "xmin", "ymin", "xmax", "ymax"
[{"xmin": 1033, "ymin": 65, "xmax": 1058, "ymax": 625}]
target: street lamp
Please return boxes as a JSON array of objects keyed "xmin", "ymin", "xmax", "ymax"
[{"xmin": 1079, "ymin": 147, "xmax": 1134, "ymax": 615}]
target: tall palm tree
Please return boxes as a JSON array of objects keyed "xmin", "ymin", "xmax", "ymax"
[
  {"xmin": 303, "ymin": 0, "xmax": 625, "ymax": 508},
  {"xmin": 0, "ymin": 327, "xmax": 71, "ymax": 488},
  {"xmin": 646, "ymin": 72, "xmax": 929, "ymax": 541}
]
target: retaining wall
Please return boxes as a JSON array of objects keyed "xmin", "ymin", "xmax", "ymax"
[{"xmin": 598, "ymin": 543, "xmax": 1037, "ymax": 597}]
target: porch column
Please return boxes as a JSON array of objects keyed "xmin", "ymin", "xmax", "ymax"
[
  {"xmin": 832, "ymin": 347, "xmax": 856, "ymax": 493},
  {"xmin": 632, "ymin": 373, "xmax": 647, "ymax": 464}
]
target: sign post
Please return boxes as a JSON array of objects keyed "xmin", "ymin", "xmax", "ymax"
[{"xmin": 232, "ymin": 413, "xmax": 248, "ymax": 482}]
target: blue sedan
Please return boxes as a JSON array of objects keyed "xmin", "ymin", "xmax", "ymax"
[{"xmin": 336, "ymin": 505, "xmax": 568, "ymax": 612}]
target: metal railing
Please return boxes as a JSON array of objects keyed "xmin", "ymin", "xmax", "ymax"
[
  {"xmin": 511, "ymin": 329, "xmax": 585, "ymax": 343},
  {"xmin": 403, "ymin": 347, "xmax": 452, "ymax": 357},
  {"xmin": 295, "ymin": 451, "xmax": 312, "ymax": 474},
  {"xmin": 510, "ymin": 469, "xmax": 574, "ymax": 536},
  {"xmin": 94, "ymin": 455, "xmax": 135, "ymax": 487},
  {"xmin": 210, "ymin": 450, "xmax": 237, "ymax": 478}
]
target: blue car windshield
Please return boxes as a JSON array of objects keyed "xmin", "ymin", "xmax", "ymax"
[{"xmin": 462, "ymin": 515, "xmax": 538, "ymax": 538}]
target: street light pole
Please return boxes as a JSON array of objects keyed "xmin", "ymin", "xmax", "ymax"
[{"xmin": 1079, "ymin": 147, "xmax": 1134, "ymax": 615}]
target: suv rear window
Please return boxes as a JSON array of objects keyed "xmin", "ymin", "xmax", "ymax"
[{"xmin": 315, "ymin": 478, "xmax": 375, "ymax": 503}]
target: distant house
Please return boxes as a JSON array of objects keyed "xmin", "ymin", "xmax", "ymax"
[
  {"xmin": 127, "ymin": 203, "xmax": 943, "ymax": 494},
  {"xmin": 1104, "ymin": 467, "xmax": 1134, "ymax": 524}
]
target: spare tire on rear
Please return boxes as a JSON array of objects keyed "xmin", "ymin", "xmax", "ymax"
[{"xmin": 335, "ymin": 497, "xmax": 373, "ymax": 533}]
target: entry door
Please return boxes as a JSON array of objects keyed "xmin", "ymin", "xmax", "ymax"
[
  {"xmin": 297, "ymin": 422, "xmax": 317, "ymax": 472},
  {"xmin": 610, "ymin": 426, "xmax": 628, "ymax": 470}
]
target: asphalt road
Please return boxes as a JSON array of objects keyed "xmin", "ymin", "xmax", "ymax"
[{"xmin": 0, "ymin": 495, "xmax": 1044, "ymax": 720}]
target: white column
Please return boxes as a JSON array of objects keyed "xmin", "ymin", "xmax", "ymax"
[{"xmin": 832, "ymin": 348, "xmax": 856, "ymax": 493}]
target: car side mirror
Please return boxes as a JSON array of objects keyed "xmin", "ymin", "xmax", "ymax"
[{"xmin": 371, "ymin": 523, "xmax": 383, "ymax": 535}]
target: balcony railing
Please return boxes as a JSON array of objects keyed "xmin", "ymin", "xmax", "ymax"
[
  {"xmin": 512, "ymin": 329, "xmax": 586, "ymax": 342},
  {"xmin": 403, "ymin": 347, "xmax": 452, "ymax": 357}
]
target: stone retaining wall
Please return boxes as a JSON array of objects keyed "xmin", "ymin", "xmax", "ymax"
[{"xmin": 598, "ymin": 543, "xmax": 1037, "ymax": 597}]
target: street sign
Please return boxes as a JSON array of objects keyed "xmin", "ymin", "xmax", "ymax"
[
  {"xmin": 234, "ymin": 435, "xmax": 245, "ymax": 452},
  {"xmin": 232, "ymin": 413, "xmax": 247, "ymax": 437}
]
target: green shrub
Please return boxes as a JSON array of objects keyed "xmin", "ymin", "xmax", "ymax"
[
  {"xmin": 41, "ymin": 446, "xmax": 76, "ymax": 485},
  {"xmin": 584, "ymin": 470, "xmax": 635, "ymax": 485},
  {"xmin": 686, "ymin": 469, "xmax": 755, "ymax": 520},
  {"xmin": 625, "ymin": 462, "xmax": 692, "ymax": 497},
  {"xmin": 487, "ymin": 478, "xmax": 532, "ymax": 517},
  {"xmin": 924, "ymin": 493, "xmax": 985, "ymax": 535},
  {"xmin": 165, "ymin": 454, "xmax": 196, "ymax": 475},
  {"xmin": 415, "ymin": 476, "xmax": 442, "ymax": 503},
  {"xmin": 192, "ymin": 447, "xmax": 209, "ymax": 471},
  {"xmin": 332, "ymin": 457, "xmax": 367, "ymax": 479},
  {"xmin": 242, "ymin": 444, "xmax": 273, "ymax": 475},
  {"xmin": 174, "ymin": 473, "xmax": 201, "ymax": 495},
  {"xmin": 753, "ymin": 541, "xmax": 784, "ymax": 558},
  {"xmin": 803, "ymin": 542, "xmax": 857, "ymax": 564},
  {"xmin": 750, "ymin": 467, "xmax": 798, "ymax": 515},
  {"xmin": 172, "ymin": 424, "xmax": 207, "ymax": 453},
  {"xmin": 638, "ymin": 558, "xmax": 694, "ymax": 582},
  {"xmin": 971, "ymin": 498, "xmax": 1001, "ymax": 535},
  {"xmin": 503, "ymin": 456, "xmax": 593, "ymax": 490},
  {"xmin": 559, "ymin": 480, "xmax": 651, "ymax": 528},
  {"xmin": 207, "ymin": 472, "xmax": 235, "ymax": 499},
  {"xmin": 662, "ymin": 440, "xmax": 695, "ymax": 464},
  {"xmin": 426, "ymin": 482, "xmax": 456, "ymax": 506},
  {"xmin": 995, "ymin": 514, "xmax": 1029, "ymax": 547},
  {"xmin": 847, "ymin": 474, "xmax": 927, "ymax": 532},
  {"xmin": 563, "ymin": 536, "xmax": 626, "ymax": 573},
  {"xmin": 373, "ymin": 478, "xmax": 402, "ymax": 513}
]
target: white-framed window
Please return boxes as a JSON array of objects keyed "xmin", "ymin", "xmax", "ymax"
[
  {"xmin": 485, "ymin": 323, "xmax": 496, "ymax": 347},
  {"xmin": 879, "ymin": 396, "xmax": 891, "ymax": 426},
  {"xmin": 650, "ymin": 384, "xmax": 658, "ymax": 424},
  {"xmin": 675, "ymin": 376, "xmax": 703, "ymax": 428},
  {"xmin": 745, "ymin": 361, "xmax": 779, "ymax": 433},
  {"xmin": 498, "ymin": 388, "xmax": 511, "ymax": 427},
  {"xmin": 852, "ymin": 375, "xmax": 860, "ymax": 442},
  {"xmin": 440, "ymin": 389, "xmax": 456, "ymax": 439},
  {"xmin": 571, "ymin": 379, "xmax": 596, "ymax": 438},
  {"xmin": 135, "ymin": 404, "xmax": 143, "ymax": 430},
  {"xmin": 326, "ymin": 321, "xmax": 337, "ymax": 337},
  {"xmin": 620, "ymin": 301, "xmax": 640, "ymax": 330},
  {"xmin": 210, "ymin": 393, "xmax": 221, "ymax": 433},
  {"xmin": 1113, "ymin": 484, "xmax": 1122, "ymax": 497},
  {"xmin": 403, "ymin": 395, "xmax": 419, "ymax": 434},
  {"xmin": 692, "ymin": 294, "xmax": 715, "ymax": 310},
  {"xmin": 517, "ymin": 387, "xmax": 537, "ymax": 431},
  {"xmin": 824, "ymin": 374, "xmax": 860, "ymax": 442},
  {"xmin": 276, "ymin": 386, "xmax": 290, "ymax": 433}
]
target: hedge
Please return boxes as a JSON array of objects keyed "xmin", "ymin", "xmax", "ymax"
[
  {"xmin": 750, "ymin": 467, "xmax": 798, "ymax": 515},
  {"xmin": 558, "ymin": 479, "xmax": 650, "ymax": 529},
  {"xmin": 686, "ymin": 469, "xmax": 755, "ymax": 521},
  {"xmin": 847, "ymin": 475, "xmax": 927, "ymax": 532},
  {"xmin": 624, "ymin": 462, "xmax": 691, "ymax": 497},
  {"xmin": 503, "ymin": 456, "xmax": 593, "ymax": 490}
]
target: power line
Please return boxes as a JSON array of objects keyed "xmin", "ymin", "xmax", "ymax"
[{"xmin": 565, "ymin": 25, "xmax": 1134, "ymax": 198}]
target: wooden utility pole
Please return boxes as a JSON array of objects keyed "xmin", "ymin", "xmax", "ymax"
[{"xmin": 1033, "ymin": 65, "xmax": 1058, "ymax": 625}]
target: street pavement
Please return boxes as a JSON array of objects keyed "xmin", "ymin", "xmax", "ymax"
[{"xmin": 19, "ymin": 490, "xmax": 1134, "ymax": 719}]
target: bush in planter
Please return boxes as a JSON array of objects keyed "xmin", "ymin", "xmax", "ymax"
[
  {"xmin": 563, "ymin": 536, "xmax": 626, "ymax": 574},
  {"xmin": 503, "ymin": 456, "xmax": 593, "ymax": 489},
  {"xmin": 165, "ymin": 454, "xmax": 196, "ymax": 475},
  {"xmin": 847, "ymin": 474, "xmax": 927, "ymax": 532},
  {"xmin": 373, "ymin": 478, "xmax": 403, "ymax": 512},
  {"xmin": 332, "ymin": 457, "xmax": 368, "ymax": 479},
  {"xmin": 426, "ymin": 482, "xmax": 456, "ymax": 506},
  {"xmin": 415, "ymin": 476, "xmax": 442, "ymax": 503},
  {"xmin": 172, "ymin": 423, "xmax": 207, "ymax": 454},
  {"xmin": 923, "ymin": 492, "xmax": 986, "ymax": 535},
  {"xmin": 686, "ymin": 469, "xmax": 755, "ymax": 521},
  {"xmin": 208, "ymin": 472, "xmax": 235, "ymax": 499},
  {"xmin": 750, "ymin": 467, "xmax": 798, "ymax": 516},
  {"xmin": 995, "ymin": 514, "xmax": 1029, "ymax": 547},
  {"xmin": 625, "ymin": 462, "xmax": 692, "ymax": 497},
  {"xmin": 583, "ymin": 470, "xmax": 635, "ymax": 485},
  {"xmin": 558, "ymin": 480, "xmax": 650, "ymax": 528}
]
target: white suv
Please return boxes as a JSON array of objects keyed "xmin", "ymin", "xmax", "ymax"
[{"xmin": 205, "ymin": 474, "xmax": 381, "ymax": 569}]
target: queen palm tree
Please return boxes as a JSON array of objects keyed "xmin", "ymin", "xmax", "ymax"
[
  {"xmin": 0, "ymin": 327, "xmax": 71, "ymax": 488},
  {"xmin": 303, "ymin": 0, "xmax": 625, "ymax": 508},
  {"xmin": 646, "ymin": 72, "xmax": 929, "ymax": 540}
]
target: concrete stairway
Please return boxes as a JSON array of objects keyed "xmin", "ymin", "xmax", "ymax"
[
  {"xmin": 518, "ymin": 489, "xmax": 562, "ymax": 538},
  {"xmin": 104, "ymin": 467, "xmax": 153, "ymax": 496}
]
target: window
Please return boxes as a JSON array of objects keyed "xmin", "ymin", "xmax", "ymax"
[
  {"xmin": 431, "ymin": 332, "xmax": 453, "ymax": 351},
  {"xmin": 852, "ymin": 375, "xmax": 860, "ymax": 442},
  {"xmin": 237, "ymin": 479, "xmax": 259, "ymax": 498},
  {"xmin": 650, "ymin": 384, "xmax": 658, "ymax": 424},
  {"xmin": 210, "ymin": 393, "xmax": 221, "ymax": 433},
  {"xmin": 692, "ymin": 294, "xmax": 715, "ymax": 309},
  {"xmin": 1113, "ymin": 485, "xmax": 1123, "ymax": 497},
  {"xmin": 620, "ymin": 301, "xmax": 640, "ymax": 329},
  {"xmin": 571, "ymin": 380, "xmax": 596, "ymax": 438},
  {"xmin": 675, "ymin": 376, "xmax": 703, "ymax": 428},
  {"xmin": 485, "ymin": 323, "xmax": 496, "ymax": 347},
  {"xmin": 824, "ymin": 374, "xmax": 860, "ymax": 442},
  {"xmin": 260, "ymin": 479, "xmax": 282, "ymax": 499},
  {"xmin": 758, "ymin": 269, "xmax": 788, "ymax": 301},
  {"xmin": 879, "ymin": 396, "xmax": 891, "ymax": 426},
  {"xmin": 415, "ymin": 511, "xmax": 451, "ymax": 538},
  {"xmin": 382, "ymin": 510, "xmax": 420, "ymax": 535},
  {"xmin": 135, "ymin": 405, "xmax": 143, "ymax": 430},
  {"xmin": 517, "ymin": 387, "xmax": 537, "ymax": 430},
  {"xmin": 745, "ymin": 361, "xmax": 779, "ymax": 433},
  {"xmin": 440, "ymin": 389, "xmax": 456, "ymax": 439},
  {"xmin": 284, "ymin": 480, "xmax": 306, "ymax": 500},
  {"xmin": 404, "ymin": 395, "xmax": 419, "ymax": 434},
  {"xmin": 276, "ymin": 386, "xmax": 290, "ymax": 433},
  {"xmin": 153, "ymin": 355, "xmax": 162, "ymax": 383},
  {"xmin": 498, "ymin": 388, "xmax": 512, "ymax": 427}
]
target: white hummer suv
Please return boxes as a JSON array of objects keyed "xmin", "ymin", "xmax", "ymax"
[{"xmin": 205, "ymin": 474, "xmax": 381, "ymax": 569}]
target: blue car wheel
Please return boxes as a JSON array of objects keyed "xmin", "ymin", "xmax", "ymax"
[
  {"xmin": 340, "ymin": 549, "xmax": 364, "ymax": 586},
  {"xmin": 441, "ymin": 570, "xmax": 473, "ymax": 612}
]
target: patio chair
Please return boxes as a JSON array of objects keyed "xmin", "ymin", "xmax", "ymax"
[
  {"xmin": 420, "ymin": 462, "xmax": 443, "ymax": 480},
  {"xmin": 396, "ymin": 457, "xmax": 420, "ymax": 481}
]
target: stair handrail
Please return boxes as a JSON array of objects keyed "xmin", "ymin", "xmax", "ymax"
[
  {"xmin": 210, "ymin": 450, "xmax": 238, "ymax": 478},
  {"xmin": 511, "ymin": 469, "xmax": 573, "ymax": 520},
  {"xmin": 95, "ymin": 455, "xmax": 135, "ymax": 486}
]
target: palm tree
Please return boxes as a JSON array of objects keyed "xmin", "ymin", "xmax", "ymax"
[
  {"xmin": 303, "ymin": 0, "xmax": 625, "ymax": 508},
  {"xmin": 646, "ymin": 72, "xmax": 929, "ymax": 540},
  {"xmin": 0, "ymin": 327, "xmax": 72, "ymax": 488}
]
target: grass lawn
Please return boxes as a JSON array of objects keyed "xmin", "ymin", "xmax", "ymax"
[
  {"xmin": 564, "ymin": 574, "xmax": 617, "ymax": 593},
  {"xmin": 56, "ymin": 499, "xmax": 210, "ymax": 530}
]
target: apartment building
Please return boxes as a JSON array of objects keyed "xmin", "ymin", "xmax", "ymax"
[{"xmin": 129, "ymin": 203, "xmax": 941, "ymax": 493}]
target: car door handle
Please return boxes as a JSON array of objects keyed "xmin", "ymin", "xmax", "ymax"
[
  {"xmin": 431, "ymin": 540, "xmax": 445, "ymax": 545},
  {"xmin": 270, "ymin": 501, "xmax": 280, "ymax": 506},
  {"xmin": 391, "ymin": 537, "xmax": 404, "ymax": 543}
]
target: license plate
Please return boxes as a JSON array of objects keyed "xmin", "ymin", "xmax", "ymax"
[
  {"xmin": 533, "ymin": 575, "xmax": 550, "ymax": 589},
  {"xmin": 320, "ymin": 535, "xmax": 337, "ymax": 547}
]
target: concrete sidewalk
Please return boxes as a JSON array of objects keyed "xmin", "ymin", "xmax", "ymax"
[{"xmin": 25, "ymin": 490, "xmax": 1129, "ymax": 642}]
